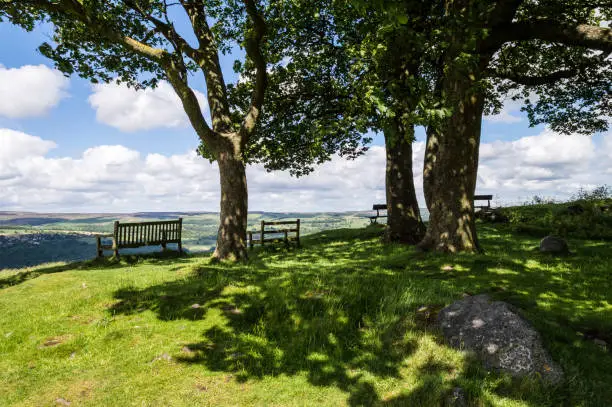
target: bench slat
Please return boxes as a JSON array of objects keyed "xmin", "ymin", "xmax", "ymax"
[
  {"xmin": 262, "ymin": 221, "xmax": 299, "ymax": 225},
  {"xmin": 474, "ymin": 195, "xmax": 493, "ymax": 200},
  {"xmin": 262, "ymin": 228, "xmax": 299, "ymax": 234}
]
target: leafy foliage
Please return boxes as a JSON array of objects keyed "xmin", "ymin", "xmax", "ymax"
[
  {"xmin": 500, "ymin": 187, "xmax": 612, "ymax": 240},
  {"xmin": 485, "ymin": 1, "xmax": 612, "ymax": 134}
]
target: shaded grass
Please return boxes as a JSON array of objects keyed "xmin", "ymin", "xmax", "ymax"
[{"xmin": 0, "ymin": 224, "xmax": 611, "ymax": 406}]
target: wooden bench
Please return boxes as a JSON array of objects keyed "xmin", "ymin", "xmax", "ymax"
[
  {"xmin": 248, "ymin": 219, "xmax": 300, "ymax": 249},
  {"xmin": 96, "ymin": 218, "xmax": 183, "ymax": 257},
  {"xmin": 368, "ymin": 204, "xmax": 387, "ymax": 223},
  {"xmin": 474, "ymin": 194, "xmax": 493, "ymax": 211}
]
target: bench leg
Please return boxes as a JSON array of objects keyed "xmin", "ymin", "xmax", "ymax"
[
  {"xmin": 96, "ymin": 236, "xmax": 103, "ymax": 258},
  {"xmin": 178, "ymin": 241, "xmax": 182, "ymax": 254}
]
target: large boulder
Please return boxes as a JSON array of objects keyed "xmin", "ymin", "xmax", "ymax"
[
  {"xmin": 437, "ymin": 295, "xmax": 563, "ymax": 385},
  {"xmin": 540, "ymin": 235, "xmax": 569, "ymax": 254}
]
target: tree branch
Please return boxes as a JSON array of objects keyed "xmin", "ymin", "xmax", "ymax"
[
  {"xmin": 178, "ymin": 0, "xmax": 212, "ymax": 50},
  {"xmin": 240, "ymin": 0, "xmax": 268, "ymax": 140},
  {"xmin": 488, "ymin": 68, "xmax": 579, "ymax": 85},
  {"xmin": 17, "ymin": 0, "xmax": 168, "ymax": 62},
  {"xmin": 165, "ymin": 62, "xmax": 216, "ymax": 148},
  {"xmin": 485, "ymin": 21, "xmax": 612, "ymax": 52},
  {"xmin": 122, "ymin": 0, "xmax": 200, "ymax": 62}
]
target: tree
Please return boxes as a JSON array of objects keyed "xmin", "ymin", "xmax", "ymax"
[
  {"xmin": 236, "ymin": 1, "xmax": 438, "ymax": 244},
  {"xmin": 418, "ymin": 0, "xmax": 611, "ymax": 252},
  {"xmin": 1, "ymin": 0, "xmax": 268, "ymax": 260}
]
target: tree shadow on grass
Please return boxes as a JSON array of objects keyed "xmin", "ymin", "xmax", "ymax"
[
  {"xmin": 404, "ymin": 225, "xmax": 612, "ymax": 406},
  {"xmin": 106, "ymin": 226, "xmax": 580, "ymax": 406}
]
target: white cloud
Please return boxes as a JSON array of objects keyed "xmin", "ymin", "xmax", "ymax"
[
  {"xmin": 0, "ymin": 127, "xmax": 610, "ymax": 212},
  {"xmin": 88, "ymin": 81, "xmax": 208, "ymax": 132},
  {"xmin": 0, "ymin": 64, "xmax": 69, "ymax": 118},
  {"xmin": 486, "ymin": 98, "xmax": 523, "ymax": 123}
]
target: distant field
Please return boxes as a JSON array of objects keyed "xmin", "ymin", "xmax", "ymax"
[{"xmin": 0, "ymin": 211, "xmax": 395, "ymax": 270}]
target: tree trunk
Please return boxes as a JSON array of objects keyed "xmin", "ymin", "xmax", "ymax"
[
  {"xmin": 212, "ymin": 147, "xmax": 249, "ymax": 261},
  {"xmin": 384, "ymin": 121, "xmax": 425, "ymax": 244},
  {"xmin": 418, "ymin": 70, "xmax": 485, "ymax": 253}
]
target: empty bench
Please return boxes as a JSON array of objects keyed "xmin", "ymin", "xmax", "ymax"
[
  {"xmin": 248, "ymin": 219, "xmax": 300, "ymax": 249},
  {"xmin": 474, "ymin": 194, "xmax": 493, "ymax": 211},
  {"xmin": 368, "ymin": 204, "xmax": 387, "ymax": 224},
  {"xmin": 96, "ymin": 218, "xmax": 183, "ymax": 257}
]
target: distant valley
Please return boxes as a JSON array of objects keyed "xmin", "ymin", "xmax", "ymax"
[{"xmin": 0, "ymin": 211, "xmax": 399, "ymax": 269}]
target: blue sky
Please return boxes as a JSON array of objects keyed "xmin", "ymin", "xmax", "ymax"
[{"xmin": 0, "ymin": 20, "xmax": 610, "ymax": 213}]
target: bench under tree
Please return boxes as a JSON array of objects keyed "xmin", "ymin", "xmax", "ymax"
[
  {"xmin": 248, "ymin": 219, "xmax": 300, "ymax": 248},
  {"xmin": 96, "ymin": 218, "xmax": 183, "ymax": 257},
  {"xmin": 474, "ymin": 195, "xmax": 494, "ymax": 211},
  {"xmin": 368, "ymin": 204, "xmax": 387, "ymax": 224}
]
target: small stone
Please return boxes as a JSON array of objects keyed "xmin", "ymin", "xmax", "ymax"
[
  {"xmin": 442, "ymin": 265, "xmax": 454, "ymax": 271},
  {"xmin": 55, "ymin": 398, "xmax": 71, "ymax": 406},
  {"xmin": 151, "ymin": 353, "xmax": 173, "ymax": 363},
  {"xmin": 81, "ymin": 283, "xmax": 87, "ymax": 289},
  {"xmin": 191, "ymin": 303, "xmax": 201, "ymax": 309},
  {"xmin": 540, "ymin": 235, "xmax": 569, "ymax": 254},
  {"xmin": 69, "ymin": 352, "xmax": 76, "ymax": 359},
  {"xmin": 181, "ymin": 346, "xmax": 195, "ymax": 355},
  {"xmin": 4, "ymin": 331, "xmax": 13, "ymax": 338},
  {"xmin": 444, "ymin": 386, "xmax": 467, "ymax": 407}
]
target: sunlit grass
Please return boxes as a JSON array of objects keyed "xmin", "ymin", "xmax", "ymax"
[{"xmin": 0, "ymin": 224, "xmax": 610, "ymax": 406}]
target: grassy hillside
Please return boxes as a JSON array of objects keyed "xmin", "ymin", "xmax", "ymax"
[{"xmin": 1, "ymin": 223, "xmax": 611, "ymax": 406}]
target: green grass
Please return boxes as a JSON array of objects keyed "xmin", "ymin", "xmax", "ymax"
[{"xmin": 1, "ymin": 224, "xmax": 611, "ymax": 406}]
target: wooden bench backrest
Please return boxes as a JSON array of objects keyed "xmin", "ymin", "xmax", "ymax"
[
  {"xmin": 114, "ymin": 218, "xmax": 182, "ymax": 248},
  {"xmin": 249, "ymin": 219, "xmax": 300, "ymax": 247},
  {"xmin": 372, "ymin": 204, "xmax": 387, "ymax": 211},
  {"xmin": 474, "ymin": 194, "xmax": 493, "ymax": 201}
]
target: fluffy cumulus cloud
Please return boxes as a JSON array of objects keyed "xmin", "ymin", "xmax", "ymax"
[
  {"xmin": 0, "ymin": 127, "xmax": 610, "ymax": 212},
  {"xmin": 0, "ymin": 64, "xmax": 69, "ymax": 118},
  {"xmin": 88, "ymin": 81, "xmax": 208, "ymax": 132}
]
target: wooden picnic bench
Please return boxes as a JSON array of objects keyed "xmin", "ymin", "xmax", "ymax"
[
  {"xmin": 96, "ymin": 218, "xmax": 183, "ymax": 257},
  {"xmin": 474, "ymin": 194, "xmax": 493, "ymax": 211},
  {"xmin": 248, "ymin": 219, "xmax": 300, "ymax": 249},
  {"xmin": 368, "ymin": 204, "xmax": 387, "ymax": 223}
]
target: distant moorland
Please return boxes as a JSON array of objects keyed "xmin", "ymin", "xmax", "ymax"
[{"xmin": 0, "ymin": 210, "xmax": 418, "ymax": 270}]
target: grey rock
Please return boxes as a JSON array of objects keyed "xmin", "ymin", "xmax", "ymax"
[
  {"xmin": 444, "ymin": 386, "xmax": 467, "ymax": 407},
  {"xmin": 438, "ymin": 294, "xmax": 563, "ymax": 385},
  {"xmin": 540, "ymin": 235, "xmax": 569, "ymax": 254}
]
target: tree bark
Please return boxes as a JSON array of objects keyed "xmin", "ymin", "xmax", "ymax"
[
  {"xmin": 212, "ymin": 143, "xmax": 249, "ymax": 261},
  {"xmin": 384, "ymin": 121, "xmax": 425, "ymax": 244},
  {"xmin": 419, "ymin": 69, "xmax": 485, "ymax": 253}
]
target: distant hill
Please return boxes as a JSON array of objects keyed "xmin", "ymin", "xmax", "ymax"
[{"xmin": 0, "ymin": 210, "xmax": 393, "ymax": 270}]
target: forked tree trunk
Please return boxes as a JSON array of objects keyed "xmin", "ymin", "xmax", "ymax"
[
  {"xmin": 418, "ymin": 70, "xmax": 485, "ymax": 253},
  {"xmin": 212, "ymin": 148, "xmax": 249, "ymax": 261},
  {"xmin": 384, "ymin": 121, "xmax": 425, "ymax": 244}
]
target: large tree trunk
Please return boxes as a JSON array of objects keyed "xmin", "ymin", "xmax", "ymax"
[
  {"xmin": 212, "ymin": 147, "xmax": 249, "ymax": 261},
  {"xmin": 384, "ymin": 121, "xmax": 425, "ymax": 244},
  {"xmin": 418, "ymin": 70, "xmax": 485, "ymax": 253}
]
